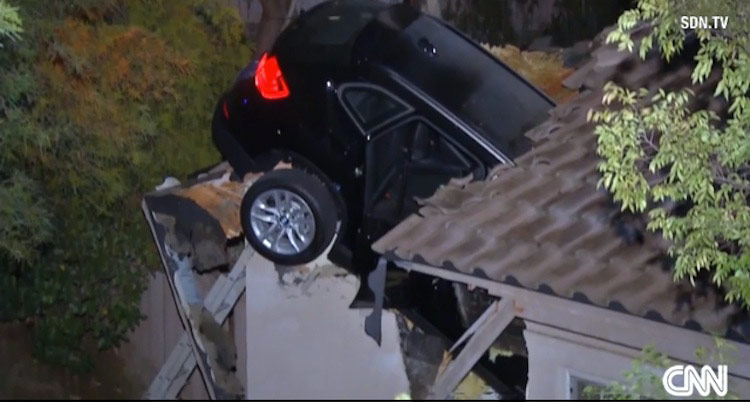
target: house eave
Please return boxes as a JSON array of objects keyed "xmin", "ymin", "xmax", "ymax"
[{"xmin": 390, "ymin": 258, "xmax": 750, "ymax": 381}]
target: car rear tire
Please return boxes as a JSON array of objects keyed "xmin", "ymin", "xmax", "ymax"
[{"xmin": 240, "ymin": 168, "xmax": 338, "ymax": 266}]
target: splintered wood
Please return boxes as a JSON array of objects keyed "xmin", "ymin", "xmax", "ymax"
[
  {"xmin": 484, "ymin": 44, "xmax": 578, "ymax": 103},
  {"xmin": 173, "ymin": 172, "xmax": 250, "ymax": 240},
  {"xmin": 173, "ymin": 163, "xmax": 292, "ymax": 239}
]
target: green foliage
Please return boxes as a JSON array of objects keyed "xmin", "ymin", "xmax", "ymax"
[
  {"xmin": 0, "ymin": 0, "xmax": 252, "ymax": 371},
  {"xmin": 0, "ymin": 0, "xmax": 22, "ymax": 47},
  {"xmin": 0, "ymin": 173, "xmax": 54, "ymax": 262},
  {"xmin": 582, "ymin": 345, "xmax": 673, "ymax": 400},
  {"xmin": 591, "ymin": 0, "xmax": 750, "ymax": 306},
  {"xmin": 583, "ymin": 338, "xmax": 738, "ymax": 400},
  {"xmin": 191, "ymin": 0, "xmax": 247, "ymax": 45}
]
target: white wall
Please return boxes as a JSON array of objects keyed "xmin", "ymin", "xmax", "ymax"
[
  {"xmin": 524, "ymin": 322, "xmax": 638, "ymax": 399},
  {"xmin": 243, "ymin": 252, "xmax": 410, "ymax": 399},
  {"xmin": 524, "ymin": 321, "xmax": 750, "ymax": 399}
]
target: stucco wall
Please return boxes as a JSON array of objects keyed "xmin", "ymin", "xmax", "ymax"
[
  {"xmin": 524, "ymin": 322, "xmax": 638, "ymax": 399},
  {"xmin": 524, "ymin": 321, "xmax": 750, "ymax": 399},
  {"xmin": 243, "ymin": 250, "xmax": 410, "ymax": 399}
]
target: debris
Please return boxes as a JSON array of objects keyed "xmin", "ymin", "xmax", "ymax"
[
  {"xmin": 275, "ymin": 264, "xmax": 311, "ymax": 287},
  {"xmin": 435, "ymin": 350, "xmax": 453, "ymax": 379},
  {"xmin": 299, "ymin": 263, "xmax": 349, "ymax": 295},
  {"xmin": 483, "ymin": 43, "xmax": 578, "ymax": 103},
  {"xmin": 429, "ymin": 300, "xmax": 515, "ymax": 400},
  {"xmin": 195, "ymin": 308, "xmax": 237, "ymax": 373},
  {"xmin": 192, "ymin": 221, "xmax": 230, "ymax": 272},
  {"xmin": 451, "ymin": 372, "xmax": 500, "ymax": 400},
  {"xmin": 156, "ymin": 176, "xmax": 181, "ymax": 191},
  {"xmin": 173, "ymin": 171, "xmax": 250, "ymax": 240},
  {"xmin": 488, "ymin": 346, "xmax": 513, "ymax": 363},
  {"xmin": 365, "ymin": 258, "xmax": 388, "ymax": 346},
  {"xmin": 148, "ymin": 194, "xmax": 229, "ymax": 272},
  {"xmin": 152, "ymin": 213, "xmax": 192, "ymax": 258},
  {"xmin": 192, "ymin": 308, "xmax": 244, "ymax": 398},
  {"xmin": 151, "ymin": 223, "xmax": 245, "ymax": 400}
]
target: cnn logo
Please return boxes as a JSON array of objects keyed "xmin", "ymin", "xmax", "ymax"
[{"xmin": 662, "ymin": 365, "xmax": 728, "ymax": 397}]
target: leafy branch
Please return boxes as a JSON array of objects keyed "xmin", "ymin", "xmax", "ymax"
[
  {"xmin": 584, "ymin": 338, "xmax": 738, "ymax": 400},
  {"xmin": 0, "ymin": 0, "xmax": 22, "ymax": 47},
  {"xmin": 591, "ymin": 0, "xmax": 750, "ymax": 306},
  {"xmin": 0, "ymin": 0, "xmax": 252, "ymax": 371}
]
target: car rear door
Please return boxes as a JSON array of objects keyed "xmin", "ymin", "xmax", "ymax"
[
  {"xmin": 338, "ymin": 81, "xmax": 487, "ymax": 244},
  {"xmin": 362, "ymin": 115, "xmax": 485, "ymax": 237}
]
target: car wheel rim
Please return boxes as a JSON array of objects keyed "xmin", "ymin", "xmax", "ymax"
[{"xmin": 249, "ymin": 189, "xmax": 316, "ymax": 256}]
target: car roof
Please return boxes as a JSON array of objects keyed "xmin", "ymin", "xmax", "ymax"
[
  {"xmin": 274, "ymin": 0, "xmax": 555, "ymax": 159},
  {"xmin": 272, "ymin": 0, "xmax": 391, "ymax": 66},
  {"xmin": 355, "ymin": 7, "xmax": 555, "ymax": 158}
]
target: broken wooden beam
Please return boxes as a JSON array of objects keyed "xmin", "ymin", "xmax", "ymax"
[
  {"xmin": 144, "ymin": 247, "xmax": 251, "ymax": 399},
  {"xmin": 141, "ymin": 197, "xmax": 245, "ymax": 400},
  {"xmin": 428, "ymin": 298, "xmax": 515, "ymax": 400}
]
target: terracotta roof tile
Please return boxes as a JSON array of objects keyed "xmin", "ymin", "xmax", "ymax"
[{"xmin": 373, "ymin": 27, "xmax": 749, "ymax": 342}]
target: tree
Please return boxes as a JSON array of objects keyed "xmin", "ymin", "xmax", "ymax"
[
  {"xmin": 0, "ymin": 2, "xmax": 52, "ymax": 265},
  {"xmin": 0, "ymin": 0, "xmax": 22, "ymax": 47},
  {"xmin": 0, "ymin": 0, "xmax": 252, "ymax": 371},
  {"xmin": 255, "ymin": 0, "xmax": 292, "ymax": 56},
  {"xmin": 591, "ymin": 0, "xmax": 750, "ymax": 306}
]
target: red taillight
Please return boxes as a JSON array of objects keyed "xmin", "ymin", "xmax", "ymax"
[
  {"xmin": 223, "ymin": 100, "xmax": 230, "ymax": 119},
  {"xmin": 254, "ymin": 53, "xmax": 290, "ymax": 100}
]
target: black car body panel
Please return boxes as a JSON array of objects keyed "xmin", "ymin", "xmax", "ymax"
[
  {"xmin": 212, "ymin": 0, "xmax": 555, "ymax": 271},
  {"xmin": 353, "ymin": 6, "xmax": 554, "ymax": 158}
]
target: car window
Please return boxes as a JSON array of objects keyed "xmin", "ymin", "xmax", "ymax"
[
  {"xmin": 366, "ymin": 118, "xmax": 479, "ymax": 224},
  {"xmin": 342, "ymin": 86, "xmax": 408, "ymax": 131},
  {"xmin": 410, "ymin": 121, "xmax": 472, "ymax": 169},
  {"xmin": 400, "ymin": 18, "xmax": 552, "ymax": 157},
  {"xmin": 358, "ymin": 13, "xmax": 554, "ymax": 158}
]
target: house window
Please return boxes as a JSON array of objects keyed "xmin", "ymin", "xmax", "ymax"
[
  {"xmin": 568, "ymin": 374, "xmax": 608, "ymax": 400},
  {"xmin": 341, "ymin": 86, "xmax": 409, "ymax": 132}
]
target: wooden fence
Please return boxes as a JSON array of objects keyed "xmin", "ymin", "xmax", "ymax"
[{"xmin": 118, "ymin": 270, "xmax": 247, "ymax": 399}]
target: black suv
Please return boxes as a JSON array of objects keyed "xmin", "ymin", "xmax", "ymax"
[{"xmin": 212, "ymin": 0, "xmax": 554, "ymax": 269}]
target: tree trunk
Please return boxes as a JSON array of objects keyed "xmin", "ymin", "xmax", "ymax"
[
  {"xmin": 255, "ymin": 0, "xmax": 293, "ymax": 56},
  {"xmin": 424, "ymin": 0, "xmax": 443, "ymax": 19},
  {"xmin": 403, "ymin": 0, "xmax": 443, "ymax": 18}
]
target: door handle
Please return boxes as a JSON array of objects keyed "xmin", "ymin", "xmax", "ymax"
[{"xmin": 417, "ymin": 37, "xmax": 438, "ymax": 57}]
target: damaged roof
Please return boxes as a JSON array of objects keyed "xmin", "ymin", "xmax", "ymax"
[{"xmin": 372, "ymin": 25, "xmax": 749, "ymax": 343}]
